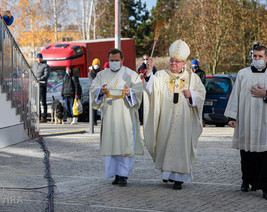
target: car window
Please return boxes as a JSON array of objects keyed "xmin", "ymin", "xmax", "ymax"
[
  {"xmin": 48, "ymin": 84, "xmax": 62, "ymax": 93},
  {"xmin": 205, "ymin": 78, "xmax": 232, "ymax": 94},
  {"xmin": 48, "ymin": 68, "xmax": 65, "ymax": 86},
  {"xmin": 53, "ymin": 85, "xmax": 63, "ymax": 92},
  {"xmin": 79, "ymin": 79, "xmax": 91, "ymax": 95}
]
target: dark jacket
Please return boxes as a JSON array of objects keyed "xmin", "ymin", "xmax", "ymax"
[
  {"xmin": 195, "ymin": 68, "xmax": 206, "ymax": 85},
  {"xmin": 89, "ymin": 68, "xmax": 100, "ymax": 80},
  {"xmin": 32, "ymin": 60, "xmax": 50, "ymax": 87},
  {"xmin": 61, "ymin": 73, "xmax": 81, "ymax": 98},
  {"xmin": 137, "ymin": 63, "xmax": 157, "ymax": 75},
  {"xmin": 137, "ymin": 63, "xmax": 157, "ymax": 82}
]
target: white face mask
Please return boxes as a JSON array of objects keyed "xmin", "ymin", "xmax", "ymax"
[
  {"xmin": 252, "ymin": 59, "xmax": 266, "ymax": 69},
  {"xmin": 143, "ymin": 59, "xmax": 148, "ymax": 65},
  {"xmin": 109, "ymin": 61, "xmax": 121, "ymax": 72},
  {"xmin": 93, "ymin": 65, "xmax": 99, "ymax": 70}
]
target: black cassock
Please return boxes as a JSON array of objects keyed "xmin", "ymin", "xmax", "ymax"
[{"xmin": 240, "ymin": 150, "xmax": 267, "ymax": 191}]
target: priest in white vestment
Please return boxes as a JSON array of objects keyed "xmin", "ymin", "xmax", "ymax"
[
  {"xmin": 143, "ymin": 40, "xmax": 206, "ymax": 190},
  {"xmin": 225, "ymin": 45, "xmax": 267, "ymax": 200},
  {"xmin": 90, "ymin": 48, "xmax": 144, "ymax": 186}
]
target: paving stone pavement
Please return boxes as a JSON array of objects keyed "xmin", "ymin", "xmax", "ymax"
[{"xmin": 0, "ymin": 123, "xmax": 267, "ymax": 212}]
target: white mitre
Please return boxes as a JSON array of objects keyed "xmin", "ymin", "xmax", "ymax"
[{"xmin": 169, "ymin": 40, "xmax": 190, "ymax": 61}]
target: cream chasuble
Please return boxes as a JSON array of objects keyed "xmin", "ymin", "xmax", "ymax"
[
  {"xmin": 225, "ymin": 67, "xmax": 267, "ymax": 152},
  {"xmin": 144, "ymin": 68, "xmax": 206, "ymax": 174},
  {"xmin": 90, "ymin": 66, "xmax": 144, "ymax": 157}
]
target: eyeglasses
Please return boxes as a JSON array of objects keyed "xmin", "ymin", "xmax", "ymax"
[
  {"xmin": 169, "ymin": 59, "xmax": 184, "ymax": 64},
  {"xmin": 143, "ymin": 59, "xmax": 148, "ymax": 61}
]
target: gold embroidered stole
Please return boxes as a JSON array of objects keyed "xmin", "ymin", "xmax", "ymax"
[
  {"xmin": 107, "ymin": 66, "xmax": 126, "ymax": 90},
  {"xmin": 166, "ymin": 69, "xmax": 191, "ymax": 93}
]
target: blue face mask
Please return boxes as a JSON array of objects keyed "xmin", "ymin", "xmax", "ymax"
[{"xmin": 66, "ymin": 70, "xmax": 70, "ymax": 75}]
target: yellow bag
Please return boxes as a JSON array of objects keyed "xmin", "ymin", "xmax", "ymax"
[{"xmin": 72, "ymin": 99, "xmax": 83, "ymax": 116}]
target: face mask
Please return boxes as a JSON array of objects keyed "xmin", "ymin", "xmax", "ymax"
[
  {"xmin": 143, "ymin": 59, "xmax": 148, "ymax": 65},
  {"xmin": 252, "ymin": 59, "xmax": 265, "ymax": 69},
  {"xmin": 192, "ymin": 65, "xmax": 198, "ymax": 70},
  {"xmin": 66, "ymin": 70, "xmax": 70, "ymax": 75},
  {"xmin": 93, "ymin": 65, "xmax": 99, "ymax": 70},
  {"xmin": 109, "ymin": 61, "xmax": 121, "ymax": 72}
]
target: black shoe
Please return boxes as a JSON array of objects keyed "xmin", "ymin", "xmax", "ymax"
[
  {"xmin": 173, "ymin": 181, "xmax": 183, "ymax": 190},
  {"xmin": 118, "ymin": 176, "xmax": 127, "ymax": 186},
  {"xmin": 263, "ymin": 191, "xmax": 267, "ymax": 200},
  {"xmin": 241, "ymin": 182, "xmax": 249, "ymax": 192},
  {"xmin": 112, "ymin": 175, "xmax": 119, "ymax": 185}
]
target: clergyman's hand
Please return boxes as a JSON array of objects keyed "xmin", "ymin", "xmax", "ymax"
[
  {"xmin": 228, "ymin": 120, "xmax": 236, "ymax": 128},
  {"xmin": 124, "ymin": 85, "xmax": 130, "ymax": 95},
  {"xmin": 100, "ymin": 84, "xmax": 107, "ymax": 94},
  {"xmin": 183, "ymin": 89, "xmax": 191, "ymax": 98},
  {"xmin": 251, "ymin": 85, "xmax": 266, "ymax": 98},
  {"xmin": 146, "ymin": 57, "xmax": 154, "ymax": 75}
]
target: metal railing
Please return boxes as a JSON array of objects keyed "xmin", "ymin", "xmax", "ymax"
[{"xmin": 0, "ymin": 16, "xmax": 39, "ymax": 138}]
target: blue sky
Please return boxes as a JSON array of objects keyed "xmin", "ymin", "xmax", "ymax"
[{"xmin": 141, "ymin": 0, "xmax": 157, "ymax": 11}]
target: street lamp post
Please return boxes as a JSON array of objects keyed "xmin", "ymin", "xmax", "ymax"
[{"xmin": 115, "ymin": 0, "xmax": 121, "ymax": 49}]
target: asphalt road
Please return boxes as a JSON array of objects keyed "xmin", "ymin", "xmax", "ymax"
[{"xmin": 0, "ymin": 123, "xmax": 266, "ymax": 212}]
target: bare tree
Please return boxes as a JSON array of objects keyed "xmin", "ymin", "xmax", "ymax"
[
  {"xmin": 87, "ymin": 0, "xmax": 94, "ymax": 39},
  {"xmin": 53, "ymin": 0, "xmax": 58, "ymax": 41}
]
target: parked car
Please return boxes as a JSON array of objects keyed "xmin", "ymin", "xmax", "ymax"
[
  {"xmin": 46, "ymin": 82, "xmax": 53, "ymax": 91},
  {"xmin": 43, "ymin": 78, "xmax": 100, "ymax": 122},
  {"xmin": 203, "ymin": 75, "xmax": 234, "ymax": 127}
]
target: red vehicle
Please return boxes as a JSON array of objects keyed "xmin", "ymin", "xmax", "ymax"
[{"xmin": 41, "ymin": 38, "xmax": 136, "ymax": 86}]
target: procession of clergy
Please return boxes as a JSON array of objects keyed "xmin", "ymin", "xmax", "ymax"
[{"xmin": 90, "ymin": 40, "xmax": 267, "ymax": 200}]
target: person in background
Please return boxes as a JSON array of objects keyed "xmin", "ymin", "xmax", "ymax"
[
  {"xmin": 32, "ymin": 53, "xmax": 50, "ymax": 123},
  {"xmin": 191, "ymin": 59, "xmax": 206, "ymax": 85},
  {"xmin": 88, "ymin": 58, "xmax": 101, "ymax": 125},
  {"xmin": 103, "ymin": 62, "xmax": 109, "ymax": 70},
  {"xmin": 90, "ymin": 48, "xmax": 143, "ymax": 186},
  {"xmin": 143, "ymin": 40, "xmax": 206, "ymax": 190},
  {"xmin": 62, "ymin": 66, "xmax": 81, "ymax": 125},
  {"xmin": 191, "ymin": 59, "xmax": 206, "ymax": 126},
  {"xmin": 137, "ymin": 54, "xmax": 157, "ymax": 80},
  {"xmin": 137, "ymin": 54, "xmax": 157, "ymax": 125},
  {"xmin": 225, "ymin": 45, "xmax": 267, "ymax": 200},
  {"xmin": 89, "ymin": 58, "xmax": 101, "ymax": 80}
]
